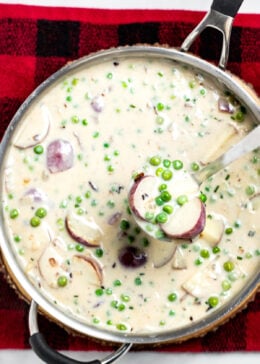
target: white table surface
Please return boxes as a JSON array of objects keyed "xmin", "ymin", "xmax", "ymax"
[{"xmin": 0, "ymin": 0, "xmax": 259, "ymax": 363}]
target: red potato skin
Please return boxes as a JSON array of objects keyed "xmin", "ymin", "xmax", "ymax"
[
  {"xmin": 73, "ymin": 254, "xmax": 103, "ymax": 286},
  {"xmin": 161, "ymin": 200, "xmax": 206, "ymax": 240},
  {"xmin": 65, "ymin": 216, "xmax": 101, "ymax": 248},
  {"xmin": 153, "ymin": 247, "xmax": 176, "ymax": 268},
  {"xmin": 128, "ymin": 174, "xmax": 155, "ymax": 221},
  {"xmin": 14, "ymin": 121, "xmax": 50, "ymax": 149}
]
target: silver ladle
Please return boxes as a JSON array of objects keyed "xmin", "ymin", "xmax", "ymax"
[
  {"xmin": 129, "ymin": 124, "xmax": 260, "ymax": 241},
  {"xmin": 193, "ymin": 124, "xmax": 260, "ymax": 184}
]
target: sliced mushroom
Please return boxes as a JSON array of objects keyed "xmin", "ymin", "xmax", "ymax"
[
  {"xmin": 149, "ymin": 238, "xmax": 176, "ymax": 268},
  {"xmin": 65, "ymin": 212, "xmax": 103, "ymax": 247},
  {"xmin": 71, "ymin": 254, "xmax": 103, "ymax": 286},
  {"xmin": 38, "ymin": 242, "xmax": 68, "ymax": 288},
  {"xmin": 14, "ymin": 104, "xmax": 51, "ymax": 149}
]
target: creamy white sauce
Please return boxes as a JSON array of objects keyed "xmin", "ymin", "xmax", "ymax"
[{"xmin": 1, "ymin": 57, "xmax": 259, "ymax": 335}]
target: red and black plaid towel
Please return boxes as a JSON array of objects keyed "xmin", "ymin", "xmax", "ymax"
[{"xmin": 0, "ymin": 3, "xmax": 259, "ymax": 353}]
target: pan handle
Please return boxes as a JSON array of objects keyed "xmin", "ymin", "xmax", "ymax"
[
  {"xmin": 28, "ymin": 300, "xmax": 132, "ymax": 364},
  {"xmin": 180, "ymin": 0, "xmax": 244, "ymax": 69}
]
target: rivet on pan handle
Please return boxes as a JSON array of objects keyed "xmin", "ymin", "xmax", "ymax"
[
  {"xmin": 180, "ymin": 0, "xmax": 244, "ymax": 70},
  {"xmin": 29, "ymin": 300, "xmax": 132, "ymax": 364}
]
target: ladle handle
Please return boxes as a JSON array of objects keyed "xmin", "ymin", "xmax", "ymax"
[
  {"xmin": 29, "ymin": 301, "xmax": 132, "ymax": 364},
  {"xmin": 211, "ymin": 0, "xmax": 244, "ymax": 17},
  {"xmin": 194, "ymin": 125, "xmax": 260, "ymax": 185},
  {"xmin": 181, "ymin": 0, "xmax": 244, "ymax": 69}
]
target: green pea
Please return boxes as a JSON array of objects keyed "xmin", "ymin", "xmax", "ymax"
[
  {"xmin": 113, "ymin": 279, "xmax": 122, "ymax": 287},
  {"xmin": 168, "ymin": 293, "xmax": 177, "ymax": 302},
  {"xmin": 95, "ymin": 288, "xmax": 104, "ymax": 296},
  {"xmin": 93, "ymin": 317, "xmax": 100, "ymax": 324},
  {"xmin": 107, "ymin": 165, "xmax": 114, "ymax": 173},
  {"xmin": 105, "ymin": 288, "xmax": 113, "ymax": 295},
  {"xmin": 35, "ymin": 207, "xmax": 47, "ymax": 218},
  {"xmin": 155, "ymin": 196, "xmax": 164, "ymax": 206},
  {"xmin": 14, "ymin": 235, "xmax": 21, "ymax": 243},
  {"xmin": 107, "ymin": 200, "xmax": 115, "ymax": 208},
  {"xmin": 75, "ymin": 244, "xmax": 85, "ymax": 252},
  {"xmin": 223, "ymin": 260, "xmax": 235, "ymax": 272},
  {"xmin": 172, "ymin": 160, "xmax": 183, "ymax": 170},
  {"xmin": 156, "ymin": 102, "xmax": 164, "ymax": 111},
  {"xmin": 194, "ymin": 258, "xmax": 203, "ymax": 266},
  {"xmin": 33, "ymin": 145, "xmax": 44, "ymax": 154},
  {"xmin": 104, "ymin": 154, "xmax": 111, "ymax": 162},
  {"xmin": 120, "ymin": 219, "xmax": 130, "ymax": 230},
  {"xmin": 191, "ymin": 162, "xmax": 200, "ymax": 171},
  {"xmin": 199, "ymin": 192, "xmax": 207, "ymax": 203},
  {"xmin": 71, "ymin": 115, "xmax": 79, "ymax": 123},
  {"xmin": 161, "ymin": 169, "xmax": 173, "ymax": 181},
  {"xmin": 77, "ymin": 208, "xmax": 84, "ymax": 215},
  {"xmin": 163, "ymin": 205, "xmax": 173, "ymax": 214},
  {"xmin": 93, "ymin": 131, "xmax": 100, "ymax": 138},
  {"xmin": 163, "ymin": 159, "xmax": 171, "ymax": 168},
  {"xmin": 57, "ymin": 276, "xmax": 68, "ymax": 287},
  {"xmin": 156, "ymin": 212, "xmax": 168, "ymax": 224},
  {"xmin": 95, "ymin": 248, "xmax": 104, "ymax": 258},
  {"xmin": 144, "ymin": 211, "xmax": 154, "ymax": 221},
  {"xmin": 30, "ymin": 216, "xmax": 41, "ymax": 227},
  {"xmin": 155, "ymin": 167, "xmax": 164, "ymax": 176},
  {"xmin": 118, "ymin": 303, "xmax": 126, "ymax": 311},
  {"xmin": 121, "ymin": 294, "xmax": 130, "ymax": 302},
  {"xmin": 128, "ymin": 235, "xmax": 135, "ymax": 243},
  {"xmin": 111, "ymin": 300, "xmax": 118, "ymax": 308},
  {"xmin": 10, "ymin": 209, "xmax": 19, "ymax": 219},
  {"xmin": 189, "ymin": 80, "xmax": 196, "ymax": 89},
  {"xmin": 133, "ymin": 226, "xmax": 140, "ymax": 234},
  {"xmin": 72, "ymin": 78, "xmax": 79, "ymax": 86},
  {"xmin": 225, "ymin": 227, "xmax": 233, "ymax": 235},
  {"xmin": 149, "ymin": 156, "xmax": 161, "ymax": 166},
  {"xmin": 116, "ymin": 323, "xmax": 127, "ymax": 331},
  {"xmin": 208, "ymin": 296, "xmax": 219, "ymax": 308},
  {"xmin": 156, "ymin": 116, "xmax": 164, "ymax": 125},
  {"xmin": 234, "ymin": 220, "xmax": 241, "ymax": 228},
  {"xmin": 222, "ymin": 280, "xmax": 231, "ymax": 291},
  {"xmin": 245, "ymin": 185, "xmax": 255, "ymax": 196},
  {"xmin": 212, "ymin": 246, "xmax": 221, "ymax": 254},
  {"xmin": 160, "ymin": 190, "xmax": 172, "ymax": 202},
  {"xmin": 235, "ymin": 111, "xmax": 245, "ymax": 122},
  {"xmin": 142, "ymin": 237, "xmax": 150, "ymax": 247},
  {"xmin": 18, "ymin": 248, "xmax": 25, "ymax": 255},
  {"xmin": 159, "ymin": 183, "xmax": 167, "ymax": 192},
  {"xmin": 177, "ymin": 195, "xmax": 188, "ymax": 206},
  {"xmin": 200, "ymin": 249, "xmax": 210, "ymax": 258},
  {"xmin": 135, "ymin": 277, "xmax": 142, "ymax": 285},
  {"xmin": 155, "ymin": 229, "xmax": 165, "ymax": 239},
  {"xmin": 85, "ymin": 191, "xmax": 91, "ymax": 198}
]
